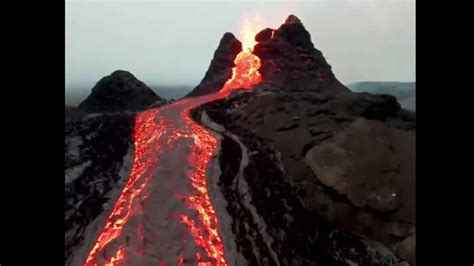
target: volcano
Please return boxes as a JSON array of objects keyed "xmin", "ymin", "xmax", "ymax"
[
  {"xmin": 66, "ymin": 15, "xmax": 415, "ymax": 266},
  {"xmin": 78, "ymin": 70, "xmax": 165, "ymax": 113}
]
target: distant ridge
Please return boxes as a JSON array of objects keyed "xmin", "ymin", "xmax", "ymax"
[{"xmin": 347, "ymin": 81, "xmax": 415, "ymax": 111}]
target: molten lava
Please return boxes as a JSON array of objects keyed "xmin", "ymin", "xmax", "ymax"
[
  {"xmin": 83, "ymin": 20, "xmax": 263, "ymax": 266},
  {"xmin": 220, "ymin": 51, "xmax": 261, "ymax": 95},
  {"xmin": 220, "ymin": 19, "xmax": 262, "ymax": 94}
]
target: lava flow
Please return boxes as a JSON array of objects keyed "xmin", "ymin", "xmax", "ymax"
[{"xmin": 82, "ymin": 23, "xmax": 262, "ymax": 266}]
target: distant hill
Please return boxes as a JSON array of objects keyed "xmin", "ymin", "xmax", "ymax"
[
  {"xmin": 78, "ymin": 70, "xmax": 164, "ymax": 113},
  {"xmin": 347, "ymin": 82, "xmax": 415, "ymax": 111},
  {"xmin": 66, "ymin": 84, "xmax": 192, "ymax": 107}
]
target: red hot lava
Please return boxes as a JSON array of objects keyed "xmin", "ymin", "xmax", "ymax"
[{"xmin": 83, "ymin": 23, "xmax": 262, "ymax": 266}]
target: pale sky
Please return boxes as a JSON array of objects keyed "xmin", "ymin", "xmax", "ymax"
[{"xmin": 66, "ymin": 0, "xmax": 415, "ymax": 94}]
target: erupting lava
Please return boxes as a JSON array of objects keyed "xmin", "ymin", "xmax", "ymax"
[
  {"xmin": 220, "ymin": 18, "xmax": 262, "ymax": 94},
  {"xmin": 83, "ymin": 19, "xmax": 263, "ymax": 266}
]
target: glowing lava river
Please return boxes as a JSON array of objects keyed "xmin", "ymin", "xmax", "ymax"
[{"xmin": 82, "ymin": 35, "xmax": 262, "ymax": 265}]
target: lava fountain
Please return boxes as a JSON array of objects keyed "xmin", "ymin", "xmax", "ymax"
[
  {"xmin": 82, "ymin": 19, "xmax": 263, "ymax": 266},
  {"xmin": 220, "ymin": 17, "xmax": 263, "ymax": 95}
]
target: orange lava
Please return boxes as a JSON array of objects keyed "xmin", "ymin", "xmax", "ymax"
[
  {"xmin": 219, "ymin": 51, "xmax": 261, "ymax": 95},
  {"xmin": 84, "ymin": 108, "xmax": 165, "ymax": 266},
  {"xmin": 220, "ymin": 20, "xmax": 262, "ymax": 95},
  {"xmin": 104, "ymin": 246, "xmax": 125, "ymax": 266},
  {"xmin": 178, "ymin": 100, "xmax": 226, "ymax": 265},
  {"xmin": 83, "ymin": 20, "xmax": 262, "ymax": 266}
]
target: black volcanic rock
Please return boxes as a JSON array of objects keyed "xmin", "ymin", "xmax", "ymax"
[
  {"xmin": 254, "ymin": 15, "xmax": 349, "ymax": 93},
  {"xmin": 65, "ymin": 112, "xmax": 134, "ymax": 261},
  {"xmin": 186, "ymin": 33, "xmax": 242, "ymax": 97},
  {"xmin": 65, "ymin": 105, "xmax": 87, "ymax": 122},
  {"xmin": 187, "ymin": 15, "xmax": 416, "ymax": 260},
  {"xmin": 255, "ymin": 28, "xmax": 274, "ymax": 42},
  {"xmin": 78, "ymin": 70, "xmax": 163, "ymax": 112},
  {"xmin": 193, "ymin": 85, "xmax": 415, "ymax": 265}
]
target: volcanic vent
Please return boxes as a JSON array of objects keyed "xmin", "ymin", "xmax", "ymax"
[
  {"xmin": 186, "ymin": 24, "xmax": 263, "ymax": 98},
  {"xmin": 187, "ymin": 14, "xmax": 350, "ymax": 98}
]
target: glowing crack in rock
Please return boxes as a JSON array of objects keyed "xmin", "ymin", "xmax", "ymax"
[{"xmin": 84, "ymin": 20, "xmax": 262, "ymax": 266}]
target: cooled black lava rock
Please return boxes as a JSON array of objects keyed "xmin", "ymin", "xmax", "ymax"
[
  {"xmin": 193, "ymin": 82, "xmax": 415, "ymax": 265},
  {"xmin": 253, "ymin": 15, "xmax": 349, "ymax": 93},
  {"xmin": 78, "ymin": 70, "xmax": 162, "ymax": 112},
  {"xmin": 65, "ymin": 113, "xmax": 134, "ymax": 261},
  {"xmin": 186, "ymin": 33, "xmax": 242, "ymax": 97},
  {"xmin": 192, "ymin": 102, "xmax": 399, "ymax": 265},
  {"xmin": 65, "ymin": 105, "xmax": 87, "ymax": 122}
]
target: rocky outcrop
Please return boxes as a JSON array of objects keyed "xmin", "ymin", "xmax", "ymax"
[
  {"xmin": 253, "ymin": 15, "xmax": 349, "ymax": 93},
  {"xmin": 393, "ymin": 235, "xmax": 416, "ymax": 265},
  {"xmin": 186, "ymin": 33, "xmax": 242, "ymax": 97},
  {"xmin": 305, "ymin": 117, "xmax": 415, "ymax": 213},
  {"xmin": 78, "ymin": 70, "xmax": 163, "ymax": 112}
]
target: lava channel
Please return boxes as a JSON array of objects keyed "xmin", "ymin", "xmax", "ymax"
[{"xmin": 83, "ymin": 29, "xmax": 262, "ymax": 266}]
